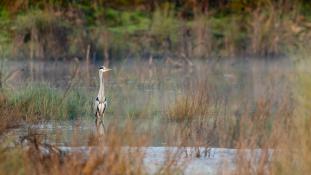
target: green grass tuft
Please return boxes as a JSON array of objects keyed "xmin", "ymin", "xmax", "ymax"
[{"xmin": 8, "ymin": 84, "xmax": 91, "ymax": 120}]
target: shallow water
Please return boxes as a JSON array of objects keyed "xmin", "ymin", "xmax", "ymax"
[
  {"xmin": 2, "ymin": 58, "xmax": 293, "ymax": 146},
  {"xmin": 33, "ymin": 146, "xmax": 272, "ymax": 174}
]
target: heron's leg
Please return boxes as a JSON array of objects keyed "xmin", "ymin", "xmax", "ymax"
[
  {"xmin": 94, "ymin": 114, "xmax": 104, "ymax": 135},
  {"xmin": 95, "ymin": 116, "xmax": 98, "ymax": 127},
  {"xmin": 100, "ymin": 118, "xmax": 106, "ymax": 133},
  {"xmin": 95, "ymin": 113, "xmax": 101, "ymax": 134},
  {"xmin": 99, "ymin": 115, "xmax": 106, "ymax": 134}
]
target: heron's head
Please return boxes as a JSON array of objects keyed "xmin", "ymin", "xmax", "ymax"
[{"xmin": 99, "ymin": 66, "xmax": 112, "ymax": 73}]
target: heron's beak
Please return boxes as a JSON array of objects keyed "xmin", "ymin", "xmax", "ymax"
[{"xmin": 103, "ymin": 68, "xmax": 112, "ymax": 72}]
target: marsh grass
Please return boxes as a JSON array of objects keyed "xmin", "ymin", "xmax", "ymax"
[
  {"xmin": 0, "ymin": 120, "xmax": 186, "ymax": 175},
  {"xmin": 165, "ymin": 67, "xmax": 294, "ymax": 149},
  {"xmin": 0, "ymin": 55, "xmax": 301, "ymax": 174},
  {"xmin": 266, "ymin": 58, "xmax": 311, "ymax": 175},
  {"xmin": 2, "ymin": 84, "xmax": 91, "ymax": 123},
  {"xmin": 167, "ymin": 81, "xmax": 210, "ymax": 122},
  {"xmin": 0, "ymin": 91, "xmax": 295, "ymax": 175},
  {"xmin": 1, "ymin": 1, "xmax": 311, "ymax": 174},
  {"xmin": 246, "ymin": 2, "xmax": 299, "ymax": 56},
  {"xmin": 0, "ymin": 92, "xmax": 25, "ymax": 132},
  {"xmin": 0, "ymin": 143, "xmax": 25, "ymax": 175},
  {"xmin": 0, "ymin": 70, "xmax": 310, "ymax": 174}
]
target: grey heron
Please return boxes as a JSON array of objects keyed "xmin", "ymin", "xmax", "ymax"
[{"xmin": 95, "ymin": 66, "xmax": 111, "ymax": 135}]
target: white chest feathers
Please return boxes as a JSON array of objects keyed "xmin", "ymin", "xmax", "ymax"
[{"xmin": 95, "ymin": 97, "xmax": 107, "ymax": 116}]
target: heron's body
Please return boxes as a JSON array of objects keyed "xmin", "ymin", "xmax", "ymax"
[
  {"xmin": 95, "ymin": 97, "xmax": 107, "ymax": 117},
  {"xmin": 94, "ymin": 66, "xmax": 111, "ymax": 135}
]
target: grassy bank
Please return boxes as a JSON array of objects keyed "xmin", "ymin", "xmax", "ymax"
[
  {"xmin": 0, "ymin": 0, "xmax": 310, "ymax": 61},
  {"xmin": 0, "ymin": 84, "xmax": 91, "ymax": 132}
]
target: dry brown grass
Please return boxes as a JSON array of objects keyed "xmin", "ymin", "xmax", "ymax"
[
  {"xmin": 0, "ymin": 66, "xmax": 300, "ymax": 175},
  {"xmin": 167, "ymin": 78, "xmax": 210, "ymax": 122},
  {"xmin": 0, "ymin": 120, "xmax": 187, "ymax": 175},
  {"xmin": 246, "ymin": 1, "xmax": 300, "ymax": 56},
  {"xmin": 0, "ymin": 92, "xmax": 29, "ymax": 133},
  {"xmin": 0, "ymin": 83, "xmax": 307, "ymax": 175},
  {"xmin": 2, "ymin": 57, "xmax": 311, "ymax": 174}
]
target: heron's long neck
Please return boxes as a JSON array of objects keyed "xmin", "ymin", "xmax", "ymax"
[{"xmin": 98, "ymin": 72, "xmax": 105, "ymax": 100}]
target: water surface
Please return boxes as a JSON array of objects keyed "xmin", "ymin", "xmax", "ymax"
[{"xmin": 2, "ymin": 58, "xmax": 293, "ymax": 146}]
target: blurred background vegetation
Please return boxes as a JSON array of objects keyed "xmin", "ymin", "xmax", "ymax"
[
  {"xmin": 1, "ymin": 1, "xmax": 311, "ymax": 174},
  {"xmin": 0, "ymin": 0, "xmax": 310, "ymax": 61}
]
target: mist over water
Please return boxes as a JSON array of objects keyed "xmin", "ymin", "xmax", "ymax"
[{"xmin": 3, "ymin": 57, "xmax": 293, "ymax": 146}]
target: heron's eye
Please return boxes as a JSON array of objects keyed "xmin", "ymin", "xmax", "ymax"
[{"xmin": 99, "ymin": 66, "xmax": 104, "ymax": 69}]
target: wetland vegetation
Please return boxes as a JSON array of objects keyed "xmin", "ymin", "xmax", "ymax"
[{"xmin": 0, "ymin": 0, "xmax": 311, "ymax": 175}]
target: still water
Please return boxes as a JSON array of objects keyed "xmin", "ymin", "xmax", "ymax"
[{"xmin": 2, "ymin": 57, "xmax": 292, "ymax": 146}]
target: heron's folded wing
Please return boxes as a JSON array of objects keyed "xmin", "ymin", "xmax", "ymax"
[{"xmin": 94, "ymin": 98, "xmax": 100, "ymax": 115}]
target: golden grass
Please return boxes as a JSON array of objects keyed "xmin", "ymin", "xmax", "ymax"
[
  {"xmin": 0, "ymin": 80, "xmax": 308, "ymax": 175},
  {"xmin": 265, "ymin": 59, "xmax": 311, "ymax": 175},
  {"xmin": 2, "ymin": 54, "xmax": 311, "ymax": 174},
  {"xmin": 0, "ymin": 121, "xmax": 187, "ymax": 175},
  {"xmin": 0, "ymin": 62, "xmax": 303, "ymax": 175},
  {"xmin": 167, "ymin": 79, "xmax": 210, "ymax": 122},
  {"xmin": 0, "ymin": 92, "xmax": 28, "ymax": 133}
]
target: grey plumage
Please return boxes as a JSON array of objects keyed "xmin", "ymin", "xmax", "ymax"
[{"xmin": 94, "ymin": 66, "xmax": 111, "ymax": 135}]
